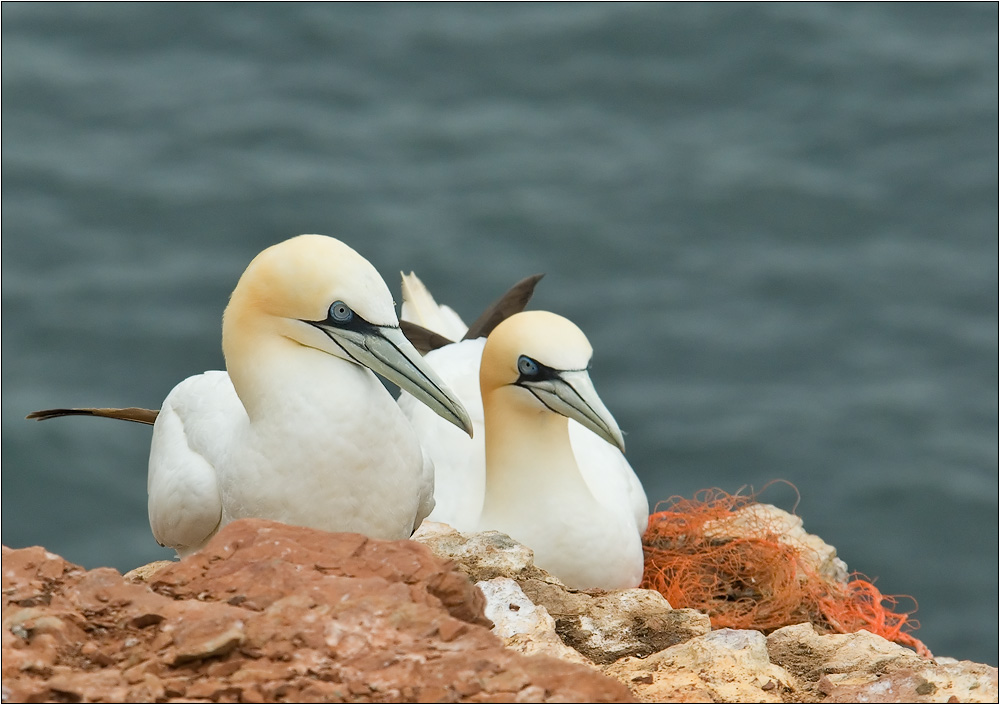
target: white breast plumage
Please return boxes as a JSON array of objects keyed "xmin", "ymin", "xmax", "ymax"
[{"xmin": 398, "ymin": 275, "xmax": 648, "ymax": 589}]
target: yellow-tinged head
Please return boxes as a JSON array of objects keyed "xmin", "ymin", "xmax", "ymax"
[
  {"xmin": 222, "ymin": 234, "xmax": 472, "ymax": 435},
  {"xmin": 226, "ymin": 234, "xmax": 397, "ymax": 331},
  {"xmin": 480, "ymin": 311, "xmax": 625, "ymax": 452}
]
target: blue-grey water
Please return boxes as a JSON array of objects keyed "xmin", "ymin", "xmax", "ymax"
[{"xmin": 2, "ymin": 4, "xmax": 996, "ymax": 664}]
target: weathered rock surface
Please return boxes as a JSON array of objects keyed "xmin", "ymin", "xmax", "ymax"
[
  {"xmin": 605, "ymin": 628, "xmax": 795, "ymax": 703},
  {"xmin": 475, "ymin": 577, "xmax": 591, "ymax": 666},
  {"xmin": 5, "ymin": 518, "xmax": 997, "ymax": 704},
  {"xmin": 2, "ymin": 519, "xmax": 634, "ymax": 703},
  {"xmin": 412, "ymin": 521, "xmax": 543, "ymax": 583},
  {"xmin": 604, "ymin": 624, "xmax": 999, "ymax": 704},
  {"xmin": 817, "ymin": 660, "xmax": 1000, "ymax": 704},
  {"xmin": 517, "ymin": 578, "xmax": 710, "ymax": 664},
  {"xmin": 121, "ymin": 560, "xmax": 173, "ymax": 583},
  {"xmin": 414, "ymin": 521, "xmax": 711, "ymax": 664},
  {"xmin": 767, "ymin": 622, "xmax": 999, "ymax": 703},
  {"xmin": 417, "ymin": 521, "xmax": 999, "ymax": 704}
]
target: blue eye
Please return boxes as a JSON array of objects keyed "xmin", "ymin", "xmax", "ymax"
[
  {"xmin": 517, "ymin": 355, "xmax": 539, "ymax": 377},
  {"xmin": 329, "ymin": 301, "xmax": 353, "ymax": 323}
]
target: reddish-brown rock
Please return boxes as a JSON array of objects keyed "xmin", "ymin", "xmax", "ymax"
[{"xmin": 2, "ymin": 520, "xmax": 634, "ymax": 703}]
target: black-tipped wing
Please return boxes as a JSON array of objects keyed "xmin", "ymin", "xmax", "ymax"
[{"xmin": 463, "ymin": 273, "xmax": 544, "ymax": 341}]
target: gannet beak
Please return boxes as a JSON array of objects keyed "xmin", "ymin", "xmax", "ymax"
[
  {"xmin": 518, "ymin": 369, "xmax": 626, "ymax": 453},
  {"xmin": 316, "ymin": 320, "xmax": 474, "ymax": 437}
]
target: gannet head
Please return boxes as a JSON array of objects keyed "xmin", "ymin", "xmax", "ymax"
[
  {"xmin": 223, "ymin": 234, "xmax": 473, "ymax": 435},
  {"xmin": 480, "ymin": 310, "xmax": 625, "ymax": 452}
]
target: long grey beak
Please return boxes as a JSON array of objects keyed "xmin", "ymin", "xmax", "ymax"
[
  {"xmin": 518, "ymin": 369, "xmax": 626, "ymax": 452},
  {"xmin": 318, "ymin": 322, "xmax": 473, "ymax": 437}
]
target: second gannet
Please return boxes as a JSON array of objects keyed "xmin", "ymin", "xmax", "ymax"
[
  {"xmin": 398, "ymin": 277, "xmax": 648, "ymax": 590},
  {"xmin": 30, "ymin": 235, "xmax": 473, "ymax": 556}
]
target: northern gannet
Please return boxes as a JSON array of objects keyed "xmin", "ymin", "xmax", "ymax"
[
  {"xmin": 29, "ymin": 235, "xmax": 473, "ymax": 556},
  {"xmin": 397, "ymin": 276, "xmax": 648, "ymax": 590}
]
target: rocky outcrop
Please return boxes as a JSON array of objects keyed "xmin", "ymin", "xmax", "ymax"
[
  {"xmin": 605, "ymin": 628, "xmax": 795, "ymax": 703},
  {"xmin": 515, "ymin": 578, "xmax": 710, "ymax": 664},
  {"xmin": 413, "ymin": 521, "xmax": 711, "ymax": 665},
  {"xmin": 475, "ymin": 577, "xmax": 591, "ymax": 666},
  {"xmin": 3, "ymin": 518, "xmax": 997, "ymax": 703},
  {"xmin": 767, "ymin": 623, "xmax": 998, "ymax": 703},
  {"xmin": 414, "ymin": 521, "xmax": 998, "ymax": 704},
  {"xmin": 412, "ymin": 521, "xmax": 543, "ymax": 583},
  {"xmin": 1, "ymin": 520, "xmax": 633, "ymax": 703}
]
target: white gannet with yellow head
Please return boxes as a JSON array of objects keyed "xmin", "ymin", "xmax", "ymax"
[
  {"xmin": 398, "ymin": 277, "xmax": 647, "ymax": 590},
  {"xmin": 93, "ymin": 235, "xmax": 471, "ymax": 556}
]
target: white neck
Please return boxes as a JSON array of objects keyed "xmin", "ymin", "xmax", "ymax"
[{"xmin": 223, "ymin": 312, "xmax": 374, "ymax": 425}]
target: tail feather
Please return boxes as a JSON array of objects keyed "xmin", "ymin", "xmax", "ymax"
[
  {"xmin": 26, "ymin": 407, "xmax": 159, "ymax": 425},
  {"xmin": 400, "ymin": 272, "xmax": 469, "ymax": 341}
]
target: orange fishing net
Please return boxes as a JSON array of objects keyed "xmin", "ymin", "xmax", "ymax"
[{"xmin": 641, "ymin": 487, "xmax": 931, "ymax": 658}]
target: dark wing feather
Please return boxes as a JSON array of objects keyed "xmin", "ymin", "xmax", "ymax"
[
  {"xmin": 399, "ymin": 321, "xmax": 456, "ymax": 354},
  {"xmin": 463, "ymin": 273, "xmax": 544, "ymax": 341}
]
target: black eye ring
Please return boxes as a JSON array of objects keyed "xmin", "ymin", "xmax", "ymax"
[
  {"xmin": 329, "ymin": 301, "xmax": 354, "ymax": 324},
  {"xmin": 517, "ymin": 355, "xmax": 539, "ymax": 377}
]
